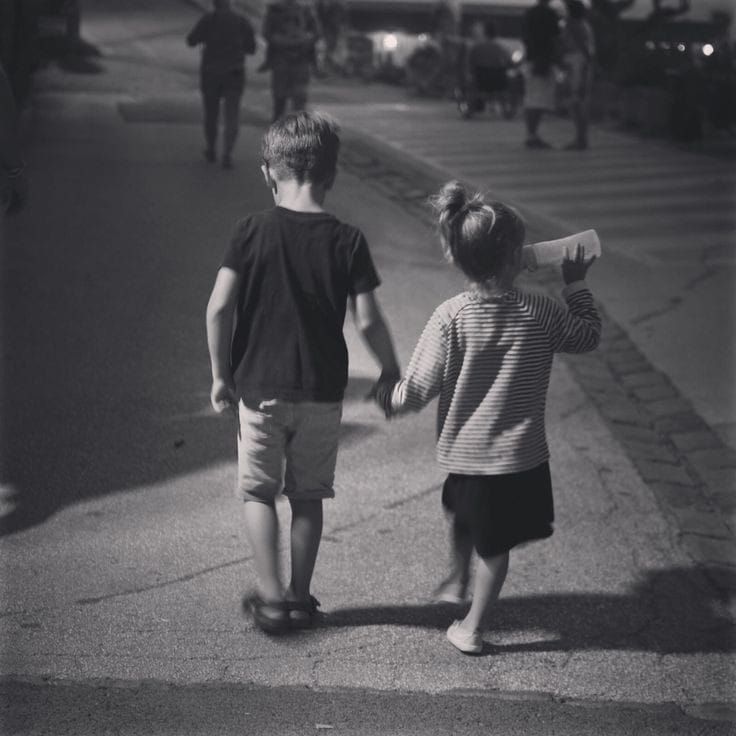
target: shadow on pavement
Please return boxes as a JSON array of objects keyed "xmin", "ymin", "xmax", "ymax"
[
  {"xmin": 39, "ymin": 35, "xmax": 104, "ymax": 75},
  {"xmin": 0, "ymin": 371, "xmax": 380, "ymax": 536},
  {"xmin": 326, "ymin": 567, "xmax": 735, "ymax": 655}
]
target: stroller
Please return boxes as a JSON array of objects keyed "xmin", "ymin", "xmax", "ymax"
[{"xmin": 454, "ymin": 22, "xmax": 523, "ymax": 120}]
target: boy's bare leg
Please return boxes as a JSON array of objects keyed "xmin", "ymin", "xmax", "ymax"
[
  {"xmin": 287, "ymin": 499, "xmax": 323, "ymax": 601},
  {"xmin": 243, "ymin": 500, "xmax": 282, "ymax": 602},
  {"xmin": 457, "ymin": 551, "xmax": 509, "ymax": 634}
]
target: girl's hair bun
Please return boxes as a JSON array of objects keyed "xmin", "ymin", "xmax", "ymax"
[
  {"xmin": 431, "ymin": 180, "xmax": 467, "ymax": 220},
  {"xmin": 428, "ymin": 180, "xmax": 526, "ymax": 282},
  {"xmin": 430, "ymin": 181, "xmax": 484, "ymax": 227}
]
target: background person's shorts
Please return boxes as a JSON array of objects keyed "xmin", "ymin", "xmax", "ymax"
[
  {"xmin": 565, "ymin": 54, "xmax": 593, "ymax": 103},
  {"xmin": 523, "ymin": 65, "xmax": 556, "ymax": 110},
  {"xmin": 237, "ymin": 397, "xmax": 342, "ymax": 503},
  {"xmin": 442, "ymin": 463, "xmax": 554, "ymax": 558},
  {"xmin": 271, "ymin": 62, "xmax": 310, "ymax": 100},
  {"xmin": 200, "ymin": 68, "xmax": 245, "ymax": 98}
]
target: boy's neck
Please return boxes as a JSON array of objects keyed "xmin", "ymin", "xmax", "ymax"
[{"xmin": 274, "ymin": 179, "xmax": 327, "ymax": 213}]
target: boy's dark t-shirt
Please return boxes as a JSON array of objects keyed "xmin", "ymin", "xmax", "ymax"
[{"xmin": 221, "ymin": 206, "xmax": 380, "ymax": 402}]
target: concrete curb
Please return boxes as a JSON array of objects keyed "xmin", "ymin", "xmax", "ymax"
[{"xmin": 330, "ymin": 124, "xmax": 736, "ymax": 587}]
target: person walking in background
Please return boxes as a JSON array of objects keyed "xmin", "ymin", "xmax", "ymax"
[
  {"xmin": 0, "ymin": 63, "xmax": 27, "ymax": 216},
  {"xmin": 561, "ymin": 0, "xmax": 596, "ymax": 150},
  {"xmin": 206, "ymin": 111, "xmax": 400, "ymax": 634},
  {"xmin": 262, "ymin": 0, "xmax": 319, "ymax": 121},
  {"xmin": 376, "ymin": 181, "xmax": 600, "ymax": 654},
  {"xmin": 187, "ymin": 0, "xmax": 255, "ymax": 169},
  {"xmin": 522, "ymin": 0, "xmax": 561, "ymax": 149},
  {"xmin": 315, "ymin": 0, "xmax": 346, "ymax": 71}
]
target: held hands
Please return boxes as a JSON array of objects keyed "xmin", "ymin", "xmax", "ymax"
[
  {"xmin": 366, "ymin": 369, "xmax": 400, "ymax": 419},
  {"xmin": 210, "ymin": 377, "xmax": 237, "ymax": 415},
  {"xmin": 562, "ymin": 243, "xmax": 597, "ymax": 285},
  {"xmin": 374, "ymin": 380, "xmax": 397, "ymax": 419}
]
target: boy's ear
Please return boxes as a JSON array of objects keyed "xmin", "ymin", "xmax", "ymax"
[
  {"xmin": 261, "ymin": 164, "xmax": 277, "ymax": 192},
  {"xmin": 324, "ymin": 170, "xmax": 337, "ymax": 191}
]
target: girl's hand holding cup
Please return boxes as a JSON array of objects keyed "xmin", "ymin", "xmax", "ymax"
[{"xmin": 562, "ymin": 243, "xmax": 596, "ymax": 285}]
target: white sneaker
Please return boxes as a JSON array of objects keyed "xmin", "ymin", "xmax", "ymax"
[{"xmin": 446, "ymin": 620, "xmax": 483, "ymax": 654}]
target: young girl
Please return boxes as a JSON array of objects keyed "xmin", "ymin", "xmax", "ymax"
[{"xmin": 377, "ymin": 181, "xmax": 601, "ymax": 654}]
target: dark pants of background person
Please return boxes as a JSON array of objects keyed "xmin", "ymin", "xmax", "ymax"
[
  {"xmin": 200, "ymin": 68, "xmax": 245, "ymax": 159},
  {"xmin": 270, "ymin": 62, "xmax": 310, "ymax": 121}
]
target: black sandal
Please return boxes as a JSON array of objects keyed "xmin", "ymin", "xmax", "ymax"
[
  {"xmin": 244, "ymin": 595, "xmax": 290, "ymax": 634},
  {"xmin": 286, "ymin": 595, "xmax": 321, "ymax": 629}
]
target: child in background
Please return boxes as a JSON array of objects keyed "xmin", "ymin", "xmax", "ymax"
[
  {"xmin": 206, "ymin": 111, "xmax": 399, "ymax": 634},
  {"xmin": 376, "ymin": 181, "xmax": 600, "ymax": 654}
]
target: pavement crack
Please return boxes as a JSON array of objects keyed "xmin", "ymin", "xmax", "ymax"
[
  {"xmin": 383, "ymin": 483, "xmax": 442, "ymax": 510},
  {"xmin": 0, "ymin": 606, "xmax": 48, "ymax": 620},
  {"xmin": 75, "ymin": 556, "xmax": 252, "ymax": 606},
  {"xmin": 684, "ymin": 265, "xmax": 719, "ymax": 291},
  {"xmin": 630, "ymin": 297, "xmax": 684, "ymax": 326},
  {"xmin": 560, "ymin": 401, "xmax": 587, "ymax": 420},
  {"xmin": 325, "ymin": 485, "xmax": 441, "ymax": 537}
]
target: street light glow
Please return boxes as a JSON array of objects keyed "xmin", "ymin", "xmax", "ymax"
[
  {"xmin": 383, "ymin": 33, "xmax": 398, "ymax": 51},
  {"xmin": 702, "ymin": 43, "xmax": 715, "ymax": 56}
]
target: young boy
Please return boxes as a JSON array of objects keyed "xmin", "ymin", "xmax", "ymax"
[{"xmin": 206, "ymin": 111, "xmax": 399, "ymax": 633}]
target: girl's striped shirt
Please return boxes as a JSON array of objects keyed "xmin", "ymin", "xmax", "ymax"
[{"xmin": 391, "ymin": 282, "xmax": 601, "ymax": 475}]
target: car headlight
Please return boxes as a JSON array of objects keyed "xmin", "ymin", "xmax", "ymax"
[{"xmin": 383, "ymin": 33, "xmax": 399, "ymax": 51}]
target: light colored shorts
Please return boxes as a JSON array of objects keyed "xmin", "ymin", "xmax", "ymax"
[
  {"xmin": 565, "ymin": 54, "xmax": 593, "ymax": 103},
  {"xmin": 523, "ymin": 64, "xmax": 556, "ymax": 111},
  {"xmin": 237, "ymin": 397, "xmax": 342, "ymax": 503}
]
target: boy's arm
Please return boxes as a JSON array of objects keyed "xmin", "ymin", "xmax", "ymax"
[
  {"xmin": 349, "ymin": 291, "xmax": 400, "ymax": 381},
  {"xmin": 206, "ymin": 267, "xmax": 241, "ymax": 413}
]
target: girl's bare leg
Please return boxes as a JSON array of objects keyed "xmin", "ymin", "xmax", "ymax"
[
  {"xmin": 435, "ymin": 517, "xmax": 473, "ymax": 600},
  {"xmin": 457, "ymin": 551, "xmax": 509, "ymax": 634}
]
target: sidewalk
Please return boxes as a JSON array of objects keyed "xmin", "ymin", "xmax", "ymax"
[
  {"xmin": 299, "ymin": 79, "xmax": 736, "ymax": 536},
  {"xmin": 2, "ymin": 1, "xmax": 735, "ymax": 730}
]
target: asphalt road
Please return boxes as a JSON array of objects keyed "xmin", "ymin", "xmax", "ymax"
[
  {"xmin": 1, "ymin": 0, "xmax": 734, "ymax": 733},
  {"xmin": 4, "ymin": 679, "xmax": 733, "ymax": 736}
]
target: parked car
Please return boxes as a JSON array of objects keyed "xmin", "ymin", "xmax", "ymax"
[{"xmin": 341, "ymin": 0, "xmax": 528, "ymax": 94}]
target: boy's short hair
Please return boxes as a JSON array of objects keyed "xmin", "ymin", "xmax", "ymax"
[{"xmin": 261, "ymin": 111, "xmax": 340, "ymax": 186}]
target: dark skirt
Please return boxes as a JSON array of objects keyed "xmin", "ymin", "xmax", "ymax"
[{"xmin": 442, "ymin": 462, "xmax": 554, "ymax": 558}]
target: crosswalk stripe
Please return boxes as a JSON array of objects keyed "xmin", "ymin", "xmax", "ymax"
[
  {"xmin": 473, "ymin": 177, "xmax": 733, "ymax": 200},
  {"xmin": 448, "ymin": 165, "xmax": 728, "ymax": 186},
  {"xmin": 328, "ymin": 102, "xmax": 735, "ymax": 258}
]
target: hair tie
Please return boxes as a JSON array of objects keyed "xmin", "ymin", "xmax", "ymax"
[{"xmin": 450, "ymin": 201, "xmax": 474, "ymax": 222}]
